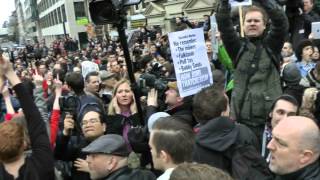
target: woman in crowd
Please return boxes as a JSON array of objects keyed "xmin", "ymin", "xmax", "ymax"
[{"xmin": 107, "ymin": 79, "xmax": 141, "ymax": 149}]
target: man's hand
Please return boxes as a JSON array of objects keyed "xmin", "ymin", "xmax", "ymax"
[
  {"xmin": 0, "ymin": 55, "xmax": 20, "ymax": 87},
  {"xmin": 63, "ymin": 114, "xmax": 75, "ymax": 136},
  {"xmin": 2, "ymin": 85, "xmax": 10, "ymax": 99},
  {"xmin": 33, "ymin": 74, "xmax": 44, "ymax": 88},
  {"xmin": 74, "ymin": 158, "xmax": 89, "ymax": 173},
  {"xmin": 54, "ymin": 78, "xmax": 63, "ymax": 96},
  {"xmin": 147, "ymin": 88, "xmax": 158, "ymax": 107}
]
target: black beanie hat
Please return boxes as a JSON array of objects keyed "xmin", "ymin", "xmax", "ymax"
[{"xmin": 295, "ymin": 39, "xmax": 314, "ymax": 61}]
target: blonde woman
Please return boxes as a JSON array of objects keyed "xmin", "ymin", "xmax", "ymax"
[
  {"xmin": 299, "ymin": 87, "xmax": 318, "ymax": 119},
  {"xmin": 106, "ymin": 79, "xmax": 140, "ymax": 150}
]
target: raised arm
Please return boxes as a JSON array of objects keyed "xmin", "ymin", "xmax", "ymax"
[
  {"xmin": 0, "ymin": 56, "xmax": 54, "ymax": 179},
  {"xmin": 258, "ymin": 0, "xmax": 289, "ymax": 54},
  {"xmin": 216, "ymin": 0, "xmax": 242, "ymax": 61}
]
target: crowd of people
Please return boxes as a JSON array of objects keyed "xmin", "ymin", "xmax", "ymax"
[{"xmin": 1, "ymin": 0, "xmax": 320, "ymax": 179}]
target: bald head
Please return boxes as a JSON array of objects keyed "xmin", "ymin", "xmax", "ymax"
[
  {"xmin": 268, "ymin": 116, "xmax": 320, "ymax": 175},
  {"xmin": 276, "ymin": 116, "xmax": 320, "ymax": 152}
]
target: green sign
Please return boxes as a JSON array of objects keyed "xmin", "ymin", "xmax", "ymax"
[{"xmin": 77, "ymin": 17, "xmax": 89, "ymax": 25}]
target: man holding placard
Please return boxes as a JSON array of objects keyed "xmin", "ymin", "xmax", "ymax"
[{"xmin": 216, "ymin": 0, "xmax": 289, "ymax": 144}]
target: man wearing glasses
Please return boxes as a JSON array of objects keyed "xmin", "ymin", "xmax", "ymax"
[{"xmin": 54, "ymin": 107, "xmax": 106, "ymax": 180}]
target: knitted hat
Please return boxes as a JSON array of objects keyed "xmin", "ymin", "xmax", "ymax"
[
  {"xmin": 281, "ymin": 62, "xmax": 301, "ymax": 85},
  {"xmin": 295, "ymin": 39, "xmax": 313, "ymax": 61}
]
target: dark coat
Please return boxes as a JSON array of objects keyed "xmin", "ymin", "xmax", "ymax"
[
  {"xmin": 291, "ymin": 11, "xmax": 320, "ymax": 50},
  {"xmin": 0, "ymin": 83, "xmax": 54, "ymax": 180},
  {"xmin": 54, "ymin": 133, "xmax": 91, "ymax": 180},
  {"xmin": 106, "ymin": 113, "xmax": 141, "ymax": 135},
  {"xmin": 274, "ymin": 160, "xmax": 320, "ymax": 180},
  {"xmin": 103, "ymin": 166, "xmax": 156, "ymax": 180},
  {"xmin": 192, "ymin": 116, "xmax": 259, "ymax": 173}
]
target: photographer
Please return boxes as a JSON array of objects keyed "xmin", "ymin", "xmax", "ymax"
[
  {"xmin": 145, "ymin": 82, "xmax": 195, "ymax": 128},
  {"xmin": 54, "ymin": 105, "xmax": 107, "ymax": 180},
  {"xmin": 216, "ymin": 0, "xmax": 289, "ymax": 144},
  {"xmin": 0, "ymin": 56, "xmax": 54, "ymax": 179}
]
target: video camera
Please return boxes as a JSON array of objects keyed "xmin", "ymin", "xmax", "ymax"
[
  {"xmin": 59, "ymin": 95, "xmax": 80, "ymax": 115},
  {"xmin": 139, "ymin": 62, "xmax": 176, "ymax": 109},
  {"xmin": 89, "ymin": 0, "xmax": 142, "ymax": 25}
]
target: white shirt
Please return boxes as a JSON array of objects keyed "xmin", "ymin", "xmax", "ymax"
[{"xmin": 157, "ymin": 168, "xmax": 175, "ymax": 180}]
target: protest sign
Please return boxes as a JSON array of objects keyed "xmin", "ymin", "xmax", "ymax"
[
  {"xmin": 169, "ymin": 28, "xmax": 213, "ymax": 97},
  {"xmin": 81, "ymin": 61, "xmax": 99, "ymax": 78},
  {"xmin": 230, "ymin": 0, "xmax": 252, "ymax": 7},
  {"xmin": 312, "ymin": 22, "xmax": 320, "ymax": 39},
  {"xmin": 210, "ymin": 15, "xmax": 219, "ymax": 60}
]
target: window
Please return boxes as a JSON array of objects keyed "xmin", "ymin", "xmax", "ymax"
[
  {"xmin": 54, "ymin": 9, "xmax": 58, "ymax": 25},
  {"xmin": 57, "ymin": 7, "xmax": 62, "ymax": 23},
  {"xmin": 74, "ymin": 2, "xmax": 86, "ymax": 20}
]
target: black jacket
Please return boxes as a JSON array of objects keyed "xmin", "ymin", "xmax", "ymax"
[
  {"xmin": 106, "ymin": 113, "xmax": 141, "ymax": 135},
  {"xmin": 0, "ymin": 83, "xmax": 54, "ymax": 180},
  {"xmin": 103, "ymin": 166, "xmax": 156, "ymax": 180},
  {"xmin": 192, "ymin": 116, "xmax": 259, "ymax": 173},
  {"xmin": 275, "ymin": 160, "xmax": 320, "ymax": 180},
  {"xmin": 54, "ymin": 133, "xmax": 91, "ymax": 180}
]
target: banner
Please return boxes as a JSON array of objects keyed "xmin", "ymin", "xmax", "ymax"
[
  {"xmin": 169, "ymin": 28, "xmax": 213, "ymax": 97},
  {"xmin": 230, "ymin": 0, "xmax": 252, "ymax": 7}
]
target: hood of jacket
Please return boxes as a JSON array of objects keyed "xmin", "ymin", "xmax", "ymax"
[{"xmin": 196, "ymin": 116, "xmax": 239, "ymax": 152}]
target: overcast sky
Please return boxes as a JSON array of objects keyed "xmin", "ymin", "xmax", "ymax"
[{"xmin": 0, "ymin": 0, "xmax": 15, "ymax": 27}]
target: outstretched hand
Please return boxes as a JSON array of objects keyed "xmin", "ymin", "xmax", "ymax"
[{"xmin": 147, "ymin": 88, "xmax": 158, "ymax": 107}]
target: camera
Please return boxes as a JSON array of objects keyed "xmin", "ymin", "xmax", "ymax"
[{"xmin": 59, "ymin": 95, "xmax": 80, "ymax": 115}]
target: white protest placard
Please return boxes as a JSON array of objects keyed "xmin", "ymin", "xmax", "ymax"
[
  {"xmin": 210, "ymin": 15, "xmax": 219, "ymax": 60},
  {"xmin": 312, "ymin": 22, "xmax": 320, "ymax": 39},
  {"xmin": 169, "ymin": 28, "xmax": 213, "ymax": 97},
  {"xmin": 81, "ymin": 61, "xmax": 99, "ymax": 78},
  {"xmin": 230, "ymin": 0, "xmax": 252, "ymax": 7}
]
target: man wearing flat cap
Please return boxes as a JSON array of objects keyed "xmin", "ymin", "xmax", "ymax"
[{"xmin": 83, "ymin": 134, "xmax": 156, "ymax": 180}]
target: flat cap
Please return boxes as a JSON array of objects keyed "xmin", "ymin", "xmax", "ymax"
[
  {"xmin": 100, "ymin": 70, "xmax": 115, "ymax": 81},
  {"xmin": 82, "ymin": 134, "xmax": 130, "ymax": 156}
]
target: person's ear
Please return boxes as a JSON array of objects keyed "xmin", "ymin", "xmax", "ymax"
[
  {"xmin": 106, "ymin": 156, "xmax": 117, "ymax": 171},
  {"xmin": 160, "ymin": 150, "xmax": 171, "ymax": 163},
  {"xmin": 102, "ymin": 123, "xmax": 107, "ymax": 133},
  {"xmin": 300, "ymin": 150, "xmax": 314, "ymax": 165}
]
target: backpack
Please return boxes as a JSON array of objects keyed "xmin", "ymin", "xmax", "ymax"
[{"xmin": 224, "ymin": 125, "xmax": 274, "ymax": 180}]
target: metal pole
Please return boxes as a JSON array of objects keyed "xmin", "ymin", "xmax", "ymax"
[
  {"xmin": 63, "ymin": 21, "xmax": 67, "ymax": 38},
  {"xmin": 117, "ymin": 18, "xmax": 144, "ymax": 125}
]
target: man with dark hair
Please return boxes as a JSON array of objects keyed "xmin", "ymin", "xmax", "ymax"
[
  {"xmin": 54, "ymin": 107, "xmax": 107, "ymax": 180},
  {"xmin": 85, "ymin": 71, "xmax": 100, "ymax": 96},
  {"xmin": 261, "ymin": 94, "xmax": 299, "ymax": 159},
  {"xmin": 65, "ymin": 72, "xmax": 85, "ymax": 95},
  {"xmin": 148, "ymin": 116, "xmax": 195, "ymax": 180},
  {"xmin": 217, "ymin": 0, "xmax": 289, "ymax": 143},
  {"xmin": 268, "ymin": 116, "xmax": 320, "ymax": 179},
  {"xmin": 192, "ymin": 85, "xmax": 265, "ymax": 178}
]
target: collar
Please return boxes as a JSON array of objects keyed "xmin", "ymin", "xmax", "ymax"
[
  {"xmin": 276, "ymin": 160, "xmax": 320, "ymax": 180},
  {"xmin": 157, "ymin": 168, "xmax": 175, "ymax": 180}
]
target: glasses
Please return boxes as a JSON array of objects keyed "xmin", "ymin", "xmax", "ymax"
[{"xmin": 81, "ymin": 118, "xmax": 100, "ymax": 126}]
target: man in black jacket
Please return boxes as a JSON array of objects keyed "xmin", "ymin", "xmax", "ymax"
[
  {"xmin": 0, "ymin": 56, "xmax": 54, "ymax": 179},
  {"xmin": 83, "ymin": 134, "xmax": 156, "ymax": 180},
  {"xmin": 192, "ymin": 85, "xmax": 260, "ymax": 173},
  {"xmin": 54, "ymin": 106, "xmax": 106, "ymax": 180},
  {"xmin": 268, "ymin": 116, "xmax": 320, "ymax": 179},
  {"xmin": 216, "ymin": 0, "xmax": 289, "ymax": 143}
]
